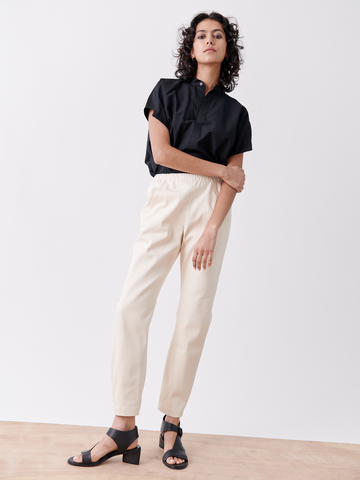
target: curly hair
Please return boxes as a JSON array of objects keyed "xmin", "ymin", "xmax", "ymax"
[{"xmin": 173, "ymin": 11, "xmax": 245, "ymax": 93}]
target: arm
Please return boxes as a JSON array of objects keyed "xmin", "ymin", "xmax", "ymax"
[
  {"xmin": 148, "ymin": 109, "xmax": 244, "ymax": 192},
  {"xmin": 192, "ymin": 153, "xmax": 245, "ymax": 270}
]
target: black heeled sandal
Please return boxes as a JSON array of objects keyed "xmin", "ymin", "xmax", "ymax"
[
  {"xmin": 67, "ymin": 426, "xmax": 141, "ymax": 467},
  {"xmin": 159, "ymin": 414, "xmax": 188, "ymax": 469}
]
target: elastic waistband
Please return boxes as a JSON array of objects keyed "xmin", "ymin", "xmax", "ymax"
[{"xmin": 153, "ymin": 173, "xmax": 222, "ymax": 185}]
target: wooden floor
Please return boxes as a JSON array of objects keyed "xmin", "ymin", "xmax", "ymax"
[{"xmin": 1, "ymin": 421, "xmax": 359, "ymax": 480}]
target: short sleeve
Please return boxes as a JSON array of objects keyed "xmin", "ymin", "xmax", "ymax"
[
  {"xmin": 228, "ymin": 107, "xmax": 252, "ymax": 157},
  {"xmin": 144, "ymin": 78, "xmax": 170, "ymax": 129}
]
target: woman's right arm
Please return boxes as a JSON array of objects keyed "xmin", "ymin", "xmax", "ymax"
[{"xmin": 148, "ymin": 109, "xmax": 244, "ymax": 192}]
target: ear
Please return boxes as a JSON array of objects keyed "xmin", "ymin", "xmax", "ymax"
[{"xmin": 190, "ymin": 47, "xmax": 194, "ymax": 58}]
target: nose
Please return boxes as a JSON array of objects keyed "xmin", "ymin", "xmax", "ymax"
[{"xmin": 207, "ymin": 39, "xmax": 213, "ymax": 44}]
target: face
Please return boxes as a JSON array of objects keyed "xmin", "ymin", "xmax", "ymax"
[{"xmin": 191, "ymin": 19, "xmax": 228, "ymax": 65}]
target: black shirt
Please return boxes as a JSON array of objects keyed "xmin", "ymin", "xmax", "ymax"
[{"xmin": 143, "ymin": 77, "xmax": 252, "ymax": 177}]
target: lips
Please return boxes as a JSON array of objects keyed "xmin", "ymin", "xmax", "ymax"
[{"xmin": 204, "ymin": 48, "xmax": 215, "ymax": 52}]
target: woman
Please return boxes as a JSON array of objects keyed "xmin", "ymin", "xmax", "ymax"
[{"xmin": 68, "ymin": 10, "xmax": 252, "ymax": 471}]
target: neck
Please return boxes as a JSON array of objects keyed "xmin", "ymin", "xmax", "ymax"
[{"xmin": 195, "ymin": 64, "xmax": 221, "ymax": 94}]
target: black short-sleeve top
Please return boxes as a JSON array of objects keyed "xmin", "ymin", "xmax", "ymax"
[{"xmin": 143, "ymin": 77, "xmax": 252, "ymax": 177}]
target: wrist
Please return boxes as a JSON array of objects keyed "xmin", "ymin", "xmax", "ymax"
[
  {"xmin": 205, "ymin": 222, "xmax": 220, "ymax": 233},
  {"xmin": 219, "ymin": 165, "xmax": 227, "ymax": 180}
]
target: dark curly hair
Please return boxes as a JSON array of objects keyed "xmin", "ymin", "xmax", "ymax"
[{"xmin": 173, "ymin": 11, "xmax": 245, "ymax": 93}]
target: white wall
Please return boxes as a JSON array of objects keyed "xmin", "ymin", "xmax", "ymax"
[{"xmin": 1, "ymin": 0, "xmax": 359, "ymax": 444}]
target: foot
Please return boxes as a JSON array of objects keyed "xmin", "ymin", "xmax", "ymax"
[
  {"xmin": 72, "ymin": 416, "xmax": 137, "ymax": 464},
  {"xmin": 163, "ymin": 415, "xmax": 186, "ymax": 466}
]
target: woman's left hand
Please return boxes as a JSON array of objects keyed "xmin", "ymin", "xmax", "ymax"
[{"xmin": 192, "ymin": 227, "xmax": 218, "ymax": 270}]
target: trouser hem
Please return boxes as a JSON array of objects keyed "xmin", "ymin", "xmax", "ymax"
[
  {"xmin": 113, "ymin": 405, "xmax": 140, "ymax": 416},
  {"xmin": 158, "ymin": 404, "xmax": 184, "ymax": 418}
]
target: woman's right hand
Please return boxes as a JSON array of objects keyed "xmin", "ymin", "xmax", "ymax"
[{"xmin": 222, "ymin": 165, "xmax": 246, "ymax": 192}]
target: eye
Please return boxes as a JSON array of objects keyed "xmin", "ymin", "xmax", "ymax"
[{"xmin": 197, "ymin": 35, "xmax": 205, "ymax": 39}]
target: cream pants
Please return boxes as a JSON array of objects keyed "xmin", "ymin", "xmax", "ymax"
[{"xmin": 111, "ymin": 173, "xmax": 231, "ymax": 417}]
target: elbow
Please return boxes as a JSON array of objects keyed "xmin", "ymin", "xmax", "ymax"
[
  {"xmin": 153, "ymin": 146, "xmax": 169, "ymax": 166},
  {"xmin": 153, "ymin": 149, "xmax": 162, "ymax": 165}
]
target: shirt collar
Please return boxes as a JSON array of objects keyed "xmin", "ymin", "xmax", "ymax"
[{"xmin": 190, "ymin": 76, "xmax": 224, "ymax": 94}]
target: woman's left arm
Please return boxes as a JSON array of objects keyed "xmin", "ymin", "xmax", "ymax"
[{"xmin": 192, "ymin": 153, "xmax": 245, "ymax": 270}]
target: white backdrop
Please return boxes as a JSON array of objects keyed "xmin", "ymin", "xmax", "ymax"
[{"xmin": 1, "ymin": 0, "xmax": 359, "ymax": 444}]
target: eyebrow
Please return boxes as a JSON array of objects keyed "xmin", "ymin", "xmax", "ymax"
[{"xmin": 195, "ymin": 29, "xmax": 225, "ymax": 35}]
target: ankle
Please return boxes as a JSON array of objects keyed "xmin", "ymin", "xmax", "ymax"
[
  {"xmin": 165, "ymin": 415, "xmax": 180, "ymax": 426},
  {"xmin": 112, "ymin": 415, "xmax": 136, "ymax": 431}
]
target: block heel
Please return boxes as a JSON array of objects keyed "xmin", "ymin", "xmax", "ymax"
[
  {"xmin": 123, "ymin": 445, "xmax": 141, "ymax": 465},
  {"xmin": 159, "ymin": 433, "xmax": 164, "ymax": 449}
]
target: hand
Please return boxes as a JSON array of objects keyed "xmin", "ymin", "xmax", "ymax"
[
  {"xmin": 192, "ymin": 227, "xmax": 218, "ymax": 271},
  {"xmin": 223, "ymin": 165, "xmax": 245, "ymax": 192}
]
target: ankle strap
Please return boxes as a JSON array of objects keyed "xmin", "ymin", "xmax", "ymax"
[
  {"xmin": 106, "ymin": 426, "xmax": 139, "ymax": 451},
  {"xmin": 160, "ymin": 415, "xmax": 183, "ymax": 437}
]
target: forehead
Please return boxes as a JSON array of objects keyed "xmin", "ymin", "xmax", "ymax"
[{"xmin": 195, "ymin": 19, "xmax": 224, "ymax": 34}]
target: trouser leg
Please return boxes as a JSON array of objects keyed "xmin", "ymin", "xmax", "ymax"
[
  {"xmin": 111, "ymin": 177, "xmax": 184, "ymax": 416},
  {"xmin": 158, "ymin": 177, "xmax": 232, "ymax": 417}
]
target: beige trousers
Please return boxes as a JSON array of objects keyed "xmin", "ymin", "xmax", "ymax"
[{"xmin": 111, "ymin": 173, "xmax": 231, "ymax": 417}]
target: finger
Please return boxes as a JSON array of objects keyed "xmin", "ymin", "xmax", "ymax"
[
  {"xmin": 192, "ymin": 249, "xmax": 203, "ymax": 269},
  {"xmin": 196, "ymin": 251, "xmax": 204, "ymax": 271},
  {"xmin": 192, "ymin": 251, "xmax": 197, "ymax": 269},
  {"xmin": 202, "ymin": 251, "xmax": 208, "ymax": 270},
  {"xmin": 208, "ymin": 251, "xmax": 213, "ymax": 267}
]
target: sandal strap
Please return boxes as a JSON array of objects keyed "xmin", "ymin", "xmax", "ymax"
[
  {"xmin": 163, "ymin": 434, "xmax": 188, "ymax": 463},
  {"xmin": 81, "ymin": 442, "xmax": 98, "ymax": 464},
  {"xmin": 82, "ymin": 450, "xmax": 92, "ymax": 464},
  {"xmin": 160, "ymin": 415, "xmax": 183, "ymax": 437},
  {"xmin": 106, "ymin": 426, "xmax": 139, "ymax": 451}
]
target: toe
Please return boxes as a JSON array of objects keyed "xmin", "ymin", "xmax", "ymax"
[
  {"xmin": 72, "ymin": 454, "xmax": 82, "ymax": 463},
  {"xmin": 166, "ymin": 456, "xmax": 175, "ymax": 464}
]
